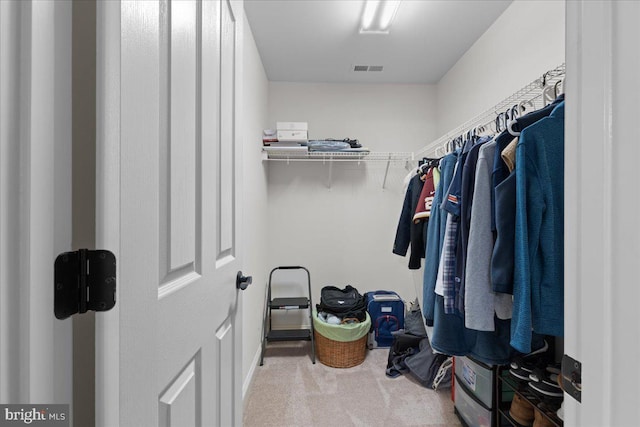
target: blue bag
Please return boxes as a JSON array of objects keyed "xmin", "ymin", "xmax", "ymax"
[{"xmin": 365, "ymin": 291, "xmax": 404, "ymax": 349}]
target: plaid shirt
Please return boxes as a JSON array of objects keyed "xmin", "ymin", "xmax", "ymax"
[{"xmin": 442, "ymin": 216, "xmax": 458, "ymax": 314}]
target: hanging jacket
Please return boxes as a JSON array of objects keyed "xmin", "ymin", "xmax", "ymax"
[
  {"xmin": 410, "ymin": 168, "xmax": 437, "ymax": 267},
  {"xmin": 492, "ymin": 171, "xmax": 517, "ymax": 294},
  {"xmin": 422, "ymin": 152, "xmax": 457, "ymax": 325},
  {"xmin": 413, "ymin": 168, "xmax": 436, "ymax": 222},
  {"xmin": 440, "ymin": 150, "xmax": 467, "ymax": 314},
  {"xmin": 491, "ymin": 94, "xmax": 565, "ymax": 230},
  {"xmin": 492, "ymin": 94, "xmax": 566, "ymax": 294},
  {"xmin": 465, "ymin": 140, "xmax": 513, "ymax": 332},
  {"xmin": 393, "ymin": 174, "xmax": 425, "ymax": 269},
  {"xmin": 456, "ymin": 136, "xmax": 492, "ymax": 314},
  {"xmin": 511, "ymin": 101, "xmax": 565, "ymax": 353}
]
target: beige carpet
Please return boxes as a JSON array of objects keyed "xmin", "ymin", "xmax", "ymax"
[{"xmin": 243, "ymin": 341, "xmax": 462, "ymax": 427}]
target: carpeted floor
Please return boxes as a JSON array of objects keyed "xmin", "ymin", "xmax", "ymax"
[{"xmin": 243, "ymin": 342, "xmax": 462, "ymax": 427}]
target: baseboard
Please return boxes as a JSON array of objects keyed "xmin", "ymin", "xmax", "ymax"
[{"xmin": 242, "ymin": 344, "xmax": 262, "ymax": 403}]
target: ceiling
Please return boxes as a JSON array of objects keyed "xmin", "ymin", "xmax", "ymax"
[{"xmin": 244, "ymin": 0, "xmax": 513, "ymax": 84}]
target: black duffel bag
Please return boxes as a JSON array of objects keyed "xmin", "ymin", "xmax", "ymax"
[{"xmin": 316, "ymin": 285, "xmax": 367, "ymax": 322}]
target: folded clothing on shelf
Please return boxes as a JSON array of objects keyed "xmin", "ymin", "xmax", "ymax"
[{"xmin": 307, "ymin": 138, "xmax": 363, "ymax": 152}]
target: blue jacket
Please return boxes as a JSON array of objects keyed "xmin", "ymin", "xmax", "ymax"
[
  {"xmin": 422, "ymin": 152, "xmax": 457, "ymax": 324},
  {"xmin": 511, "ymin": 101, "xmax": 565, "ymax": 353},
  {"xmin": 491, "ymin": 94, "xmax": 565, "ymax": 231},
  {"xmin": 492, "ymin": 95, "xmax": 565, "ymax": 294}
]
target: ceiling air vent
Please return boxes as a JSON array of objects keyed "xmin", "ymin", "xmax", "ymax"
[{"xmin": 353, "ymin": 65, "xmax": 384, "ymax": 72}]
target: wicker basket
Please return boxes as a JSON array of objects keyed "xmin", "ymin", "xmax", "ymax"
[{"xmin": 314, "ymin": 330, "xmax": 367, "ymax": 368}]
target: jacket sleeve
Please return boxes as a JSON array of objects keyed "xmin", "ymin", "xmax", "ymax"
[
  {"xmin": 491, "ymin": 172, "xmax": 517, "ymax": 294},
  {"xmin": 393, "ymin": 177, "xmax": 416, "ymax": 256},
  {"xmin": 464, "ymin": 154, "xmax": 496, "ymax": 331},
  {"xmin": 512, "ymin": 142, "xmax": 544, "ymax": 354}
]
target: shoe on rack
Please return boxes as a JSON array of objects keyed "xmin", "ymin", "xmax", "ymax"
[
  {"xmin": 527, "ymin": 368, "xmax": 564, "ymax": 398},
  {"xmin": 509, "ymin": 394, "xmax": 535, "ymax": 426},
  {"xmin": 532, "ymin": 407, "xmax": 555, "ymax": 427},
  {"xmin": 510, "ymin": 358, "xmax": 550, "ymax": 383},
  {"xmin": 509, "ymin": 366, "xmax": 534, "ymax": 381},
  {"xmin": 509, "ymin": 340, "xmax": 552, "ymax": 382},
  {"xmin": 510, "ymin": 340, "xmax": 550, "ymax": 371}
]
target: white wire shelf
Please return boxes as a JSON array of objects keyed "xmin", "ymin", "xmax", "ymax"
[
  {"xmin": 262, "ymin": 149, "xmax": 414, "ymax": 189},
  {"xmin": 262, "ymin": 149, "xmax": 414, "ymax": 162}
]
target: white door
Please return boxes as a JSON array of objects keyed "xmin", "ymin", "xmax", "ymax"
[
  {"xmin": 0, "ymin": 0, "xmax": 72, "ymax": 413},
  {"xmin": 95, "ymin": 1, "xmax": 245, "ymax": 426},
  {"xmin": 565, "ymin": 1, "xmax": 640, "ymax": 426}
]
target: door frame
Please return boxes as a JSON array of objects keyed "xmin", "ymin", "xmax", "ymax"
[
  {"xmin": 565, "ymin": 0, "xmax": 640, "ymax": 425},
  {"xmin": 0, "ymin": 0, "xmax": 72, "ymax": 409},
  {"xmin": 94, "ymin": 1, "xmax": 121, "ymax": 425}
]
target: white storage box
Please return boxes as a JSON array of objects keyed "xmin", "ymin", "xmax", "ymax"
[
  {"xmin": 276, "ymin": 121, "xmax": 308, "ymax": 131},
  {"xmin": 454, "ymin": 376, "xmax": 493, "ymax": 427},
  {"xmin": 277, "ymin": 129, "xmax": 308, "ymax": 142},
  {"xmin": 454, "ymin": 356, "xmax": 494, "ymax": 408}
]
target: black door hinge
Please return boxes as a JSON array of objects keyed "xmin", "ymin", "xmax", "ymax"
[
  {"xmin": 562, "ymin": 353, "xmax": 582, "ymax": 402},
  {"xmin": 54, "ymin": 249, "xmax": 116, "ymax": 320}
]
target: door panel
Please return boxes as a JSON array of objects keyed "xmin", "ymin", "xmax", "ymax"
[
  {"xmin": 215, "ymin": 321, "xmax": 234, "ymax": 427},
  {"xmin": 219, "ymin": 0, "xmax": 236, "ymax": 259},
  {"xmin": 96, "ymin": 1, "xmax": 244, "ymax": 426},
  {"xmin": 158, "ymin": 355, "xmax": 200, "ymax": 427},
  {"xmin": 166, "ymin": 0, "xmax": 198, "ymax": 273},
  {"xmin": 159, "ymin": 0, "xmax": 201, "ymax": 295}
]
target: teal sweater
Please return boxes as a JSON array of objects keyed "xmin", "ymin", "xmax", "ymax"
[{"xmin": 511, "ymin": 101, "xmax": 565, "ymax": 353}]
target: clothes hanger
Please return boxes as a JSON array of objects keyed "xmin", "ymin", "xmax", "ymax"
[
  {"xmin": 495, "ymin": 113, "xmax": 503, "ymax": 133},
  {"xmin": 507, "ymin": 104, "xmax": 521, "ymax": 137},
  {"xmin": 500, "ymin": 111, "xmax": 508, "ymax": 132},
  {"xmin": 542, "ymin": 82, "xmax": 556, "ymax": 106},
  {"xmin": 490, "ymin": 119, "xmax": 498, "ymax": 134},
  {"xmin": 554, "ymin": 79, "xmax": 564, "ymax": 98},
  {"xmin": 518, "ymin": 99, "xmax": 536, "ymax": 115},
  {"xmin": 473, "ymin": 124, "xmax": 486, "ymax": 138}
]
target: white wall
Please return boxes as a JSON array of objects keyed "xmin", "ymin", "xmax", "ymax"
[
  {"xmin": 266, "ymin": 83, "xmax": 438, "ymax": 327},
  {"xmin": 269, "ymin": 83, "xmax": 435, "ymax": 153},
  {"xmin": 436, "ymin": 0, "xmax": 566, "ymax": 135},
  {"xmin": 241, "ymin": 13, "xmax": 270, "ymax": 398}
]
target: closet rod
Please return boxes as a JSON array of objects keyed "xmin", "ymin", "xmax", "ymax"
[{"xmin": 416, "ymin": 63, "xmax": 565, "ymax": 158}]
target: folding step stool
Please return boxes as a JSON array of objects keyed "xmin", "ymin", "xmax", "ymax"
[{"xmin": 259, "ymin": 266, "xmax": 316, "ymax": 365}]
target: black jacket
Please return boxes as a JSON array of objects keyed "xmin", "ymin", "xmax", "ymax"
[{"xmin": 393, "ymin": 174, "xmax": 427, "ymax": 269}]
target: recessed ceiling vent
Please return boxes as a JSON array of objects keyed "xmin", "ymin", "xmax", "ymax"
[{"xmin": 353, "ymin": 65, "xmax": 384, "ymax": 72}]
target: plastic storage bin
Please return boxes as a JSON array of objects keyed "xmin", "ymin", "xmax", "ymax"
[
  {"xmin": 455, "ymin": 356, "xmax": 495, "ymax": 408},
  {"xmin": 455, "ymin": 376, "xmax": 493, "ymax": 427}
]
